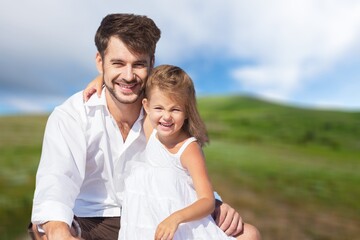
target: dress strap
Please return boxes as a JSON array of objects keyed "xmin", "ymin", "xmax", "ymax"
[{"xmin": 177, "ymin": 137, "xmax": 197, "ymax": 156}]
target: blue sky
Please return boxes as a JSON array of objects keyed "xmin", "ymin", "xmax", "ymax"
[{"xmin": 1, "ymin": 0, "xmax": 360, "ymax": 115}]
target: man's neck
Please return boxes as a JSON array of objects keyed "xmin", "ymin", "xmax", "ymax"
[{"xmin": 106, "ymin": 92, "xmax": 143, "ymax": 141}]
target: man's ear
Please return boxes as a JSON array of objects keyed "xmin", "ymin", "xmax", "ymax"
[
  {"xmin": 95, "ymin": 52, "xmax": 104, "ymax": 74},
  {"xmin": 142, "ymin": 98, "xmax": 150, "ymax": 114},
  {"xmin": 150, "ymin": 56, "xmax": 155, "ymax": 68}
]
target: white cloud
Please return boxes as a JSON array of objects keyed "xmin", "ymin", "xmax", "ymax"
[
  {"xmin": 224, "ymin": 1, "xmax": 360, "ymax": 101},
  {"xmin": 152, "ymin": 1, "xmax": 360, "ymax": 104},
  {"xmin": 231, "ymin": 64, "xmax": 300, "ymax": 100},
  {"xmin": 0, "ymin": 0, "xmax": 360, "ymax": 112},
  {"xmin": 2, "ymin": 95, "xmax": 65, "ymax": 114}
]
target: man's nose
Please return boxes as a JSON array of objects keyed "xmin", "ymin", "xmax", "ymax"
[{"xmin": 122, "ymin": 66, "xmax": 135, "ymax": 81}]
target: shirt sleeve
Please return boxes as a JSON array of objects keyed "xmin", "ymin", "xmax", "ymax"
[
  {"xmin": 31, "ymin": 107, "xmax": 87, "ymax": 226},
  {"xmin": 214, "ymin": 191, "xmax": 222, "ymax": 202}
]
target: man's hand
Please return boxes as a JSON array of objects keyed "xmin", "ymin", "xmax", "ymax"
[
  {"xmin": 42, "ymin": 221, "xmax": 81, "ymax": 240},
  {"xmin": 213, "ymin": 200, "xmax": 244, "ymax": 236}
]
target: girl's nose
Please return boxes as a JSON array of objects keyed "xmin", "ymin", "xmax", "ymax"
[{"xmin": 163, "ymin": 111, "xmax": 171, "ymax": 120}]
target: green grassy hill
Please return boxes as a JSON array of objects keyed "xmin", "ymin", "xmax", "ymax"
[
  {"xmin": 199, "ymin": 96, "xmax": 360, "ymax": 239},
  {"xmin": 0, "ymin": 96, "xmax": 359, "ymax": 239}
]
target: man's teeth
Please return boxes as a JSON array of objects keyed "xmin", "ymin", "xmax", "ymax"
[{"xmin": 118, "ymin": 83, "xmax": 136, "ymax": 88}]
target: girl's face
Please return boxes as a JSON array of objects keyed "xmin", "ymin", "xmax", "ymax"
[{"xmin": 143, "ymin": 87, "xmax": 187, "ymax": 141}]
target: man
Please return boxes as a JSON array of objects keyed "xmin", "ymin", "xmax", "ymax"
[{"xmin": 30, "ymin": 13, "xmax": 260, "ymax": 240}]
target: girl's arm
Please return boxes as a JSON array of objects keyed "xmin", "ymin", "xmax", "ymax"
[
  {"xmin": 83, "ymin": 75, "xmax": 104, "ymax": 101},
  {"xmin": 155, "ymin": 141, "xmax": 215, "ymax": 240}
]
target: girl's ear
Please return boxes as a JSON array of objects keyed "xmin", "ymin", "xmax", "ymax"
[
  {"xmin": 95, "ymin": 52, "xmax": 104, "ymax": 74},
  {"xmin": 142, "ymin": 98, "xmax": 150, "ymax": 114}
]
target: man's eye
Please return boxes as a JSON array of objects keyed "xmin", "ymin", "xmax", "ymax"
[{"xmin": 134, "ymin": 63, "xmax": 146, "ymax": 68}]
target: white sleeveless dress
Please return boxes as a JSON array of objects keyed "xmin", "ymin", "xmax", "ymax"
[{"xmin": 118, "ymin": 130, "xmax": 236, "ymax": 240}]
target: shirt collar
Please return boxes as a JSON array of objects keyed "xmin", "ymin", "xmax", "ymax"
[{"xmin": 84, "ymin": 87, "xmax": 145, "ymax": 121}]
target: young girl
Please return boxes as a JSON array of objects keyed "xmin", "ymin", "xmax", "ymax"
[{"xmin": 118, "ymin": 64, "xmax": 238, "ymax": 239}]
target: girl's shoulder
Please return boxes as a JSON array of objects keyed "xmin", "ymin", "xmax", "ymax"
[
  {"xmin": 179, "ymin": 139, "xmax": 204, "ymax": 170},
  {"xmin": 177, "ymin": 136, "xmax": 198, "ymax": 155}
]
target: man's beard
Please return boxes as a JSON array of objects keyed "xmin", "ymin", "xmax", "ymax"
[{"xmin": 104, "ymin": 80, "xmax": 144, "ymax": 104}]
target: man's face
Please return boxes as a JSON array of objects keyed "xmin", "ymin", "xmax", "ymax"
[{"xmin": 96, "ymin": 37, "xmax": 152, "ymax": 105}]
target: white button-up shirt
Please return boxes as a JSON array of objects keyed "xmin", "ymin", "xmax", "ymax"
[{"xmin": 31, "ymin": 89, "xmax": 146, "ymax": 227}]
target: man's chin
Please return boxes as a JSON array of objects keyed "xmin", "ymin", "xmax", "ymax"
[{"xmin": 115, "ymin": 94, "xmax": 142, "ymax": 105}]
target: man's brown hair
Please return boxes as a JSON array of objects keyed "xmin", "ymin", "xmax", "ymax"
[{"xmin": 95, "ymin": 13, "xmax": 161, "ymax": 60}]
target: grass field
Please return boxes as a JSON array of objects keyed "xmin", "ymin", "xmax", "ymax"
[
  {"xmin": 0, "ymin": 96, "xmax": 359, "ymax": 239},
  {"xmin": 0, "ymin": 115, "xmax": 47, "ymax": 239}
]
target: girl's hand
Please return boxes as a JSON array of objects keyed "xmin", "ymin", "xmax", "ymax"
[
  {"xmin": 154, "ymin": 214, "xmax": 180, "ymax": 240},
  {"xmin": 83, "ymin": 75, "xmax": 103, "ymax": 102}
]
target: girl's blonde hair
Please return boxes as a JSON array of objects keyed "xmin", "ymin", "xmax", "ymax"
[{"xmin": 145, "ymin": 65, "xmax": 209, "ymax": 146}]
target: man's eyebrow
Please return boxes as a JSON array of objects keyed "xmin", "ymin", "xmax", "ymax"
[
  {"xmin": 109, "ymin": 58, "xmax": 124, "ymax": 62},
  {"xmin": 134, "ymin": 59, "xmax": 148, "ymax": 64},
  {"xmin": 108, "ymin": 59, "xmax": 148, "ymax": 64}
]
